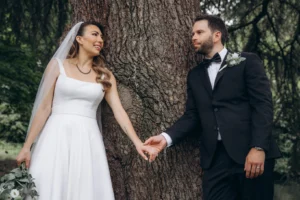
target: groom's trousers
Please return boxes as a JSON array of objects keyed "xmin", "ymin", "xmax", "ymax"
[{"xmin": 202, "ymin": 141, "xmax": 275, "ymax": 200}]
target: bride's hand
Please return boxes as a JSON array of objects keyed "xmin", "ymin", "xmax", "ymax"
[
  {"xmin": 16, "ymin": 147, "xmax": 31, "ymax": 169},
  {"xmin": 135, "ymin": 143, "xmax": 159, "ymax": 162}
]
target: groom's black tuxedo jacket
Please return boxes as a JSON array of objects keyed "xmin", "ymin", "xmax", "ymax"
[{"xmin": 166, "ymin": 52, "xmax": 281, "ymax": 169}]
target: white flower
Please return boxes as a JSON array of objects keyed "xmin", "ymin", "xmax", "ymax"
[
  {"xmin": 218, "ymin": 52, "xmax": 246, "ymax": 72},
  {"xmin": 231, "ymin": 52, "xmax": 239, "ymax": 59},
  {"xmin": 10, "ymin": 189, "xmax": 20, "ymax": 198},
  {"xmin": 230, "ymin": 60, "xmax": 237, "ymax": 65}
]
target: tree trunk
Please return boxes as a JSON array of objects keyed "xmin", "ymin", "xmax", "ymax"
[{"xmin": 70, "ymin": 0, "xmax": 202, "ymax": 199}]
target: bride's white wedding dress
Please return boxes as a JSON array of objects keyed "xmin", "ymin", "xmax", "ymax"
[{"xmin": 27, "ymin": 58, "xmax": 115, "ymax": 200}]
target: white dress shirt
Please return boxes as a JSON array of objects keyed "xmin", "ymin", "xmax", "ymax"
[{"xmin": 162, "ymin": 48, "xmax": 228, "ymax": 147}]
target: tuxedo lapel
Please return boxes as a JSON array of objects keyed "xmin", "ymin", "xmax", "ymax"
[
  {"xmin": 214, "ymin": 51, "xmax": 229, "ymax": 89},
  {"xmin": 196, "ymin": 64, "xmax": 213, "ymax": 97}
]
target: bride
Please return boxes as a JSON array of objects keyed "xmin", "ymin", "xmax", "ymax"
[{"xmin": 16, "ymin": 21, "xmax": 158, "ymax": 200}]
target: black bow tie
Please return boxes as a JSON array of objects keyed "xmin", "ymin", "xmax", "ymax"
[{"xmin": 202, "ymin": 53, "xmax": 222, "ymax": 68}]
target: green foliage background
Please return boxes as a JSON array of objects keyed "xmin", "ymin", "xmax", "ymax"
[{"xmin": 0, "ymin": 0, "xmax": 69, "ymax": 143}]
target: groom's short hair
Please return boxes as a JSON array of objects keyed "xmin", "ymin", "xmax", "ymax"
[{"xmin": 195, "ymin": 14, "xmax": 228, "ymax": 45}]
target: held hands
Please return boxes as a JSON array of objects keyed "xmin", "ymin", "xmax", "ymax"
[
  {"xmin": 143, "ymin": 135, "xmax": 167, "ymax": 162},
  {"xmin": 244, "ymin": 148, "xmax": 265, "ymax": 179},
  {"xmin": 16, "ymin": 147, "xmax": 31, "ymax": 169},
  {"xmin": 135, "ymin": 142, "xmax": 160, "ymax": 162}
]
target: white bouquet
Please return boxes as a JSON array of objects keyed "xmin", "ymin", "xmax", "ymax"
[{"xmin": 0, "ymin": 162, "xmax": 38, "ymax": 200}]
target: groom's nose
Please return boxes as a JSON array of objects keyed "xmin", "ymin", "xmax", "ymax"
[
  {"xmin": 192, "ymin": 37, "xmax": 198, "ymax": 45},
  {"xmin": 192, "ymin": 34, "xmax": 198, "ymax": 43}
]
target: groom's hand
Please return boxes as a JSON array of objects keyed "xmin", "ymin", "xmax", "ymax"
[
  {"xmin": 244, "ymin": 148, "xmax": 266, "ymax": 179},
  {"xmin": 144, "ymin": 135, "xmax": 167, "ymax": 162}
]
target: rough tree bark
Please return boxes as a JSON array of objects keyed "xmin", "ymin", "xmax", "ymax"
[{"xmin": 70, "ymin": 0, "xmax": 202, "ymax": 199}]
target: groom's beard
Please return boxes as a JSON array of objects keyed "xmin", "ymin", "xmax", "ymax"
[{"xmin": 195, "ymin": 36, "xmax": 214, "ymax": 56}]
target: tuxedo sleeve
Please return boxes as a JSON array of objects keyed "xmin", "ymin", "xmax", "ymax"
[
  {"xmin": 244, "ymin": 53, "xmax": 273, "ymax": 152},
  {"xmin": 165, "ymin": 70, "xmax": 200, "ymax": 145}
]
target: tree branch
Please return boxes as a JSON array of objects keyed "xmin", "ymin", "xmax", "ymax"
[{"xmin": 228, "ymin": 0, "xmax": 270, "ymax": 32}]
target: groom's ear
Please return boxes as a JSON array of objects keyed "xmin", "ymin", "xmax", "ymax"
[{"xmin": 213, "ymin": 31, "xmax": 222, "ymax": 43}]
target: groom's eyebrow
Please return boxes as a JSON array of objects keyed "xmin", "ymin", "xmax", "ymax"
[{"xmin": 192, "ymin": 29, "xmax": 204, "ymax": 34}]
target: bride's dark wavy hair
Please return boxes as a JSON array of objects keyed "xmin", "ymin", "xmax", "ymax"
[{"xmin": 67, "ymin": 21, "xmax": 112, "ymax": 90}]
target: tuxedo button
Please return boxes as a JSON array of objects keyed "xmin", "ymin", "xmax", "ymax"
[{"xmin": 214, "ymin": 108, "xmax": 219, "ymax": 112}]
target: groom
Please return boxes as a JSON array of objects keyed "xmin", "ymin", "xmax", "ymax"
[{"xmin": 145, "ymin": 14, "xmax": 281, "ymax": 200}]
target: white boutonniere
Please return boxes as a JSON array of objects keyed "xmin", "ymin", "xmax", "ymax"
[{"xmin": 218, "ymin": 52, "xmax": 246, "ymax": 72}]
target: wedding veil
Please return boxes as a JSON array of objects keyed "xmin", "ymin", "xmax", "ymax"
[{"xmin": 25, "ymin": 22, "xmax": 84, "ymax": 142}]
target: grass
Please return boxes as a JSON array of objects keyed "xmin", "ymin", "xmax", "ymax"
[{"xmin": 0, "ymin": 140, "xmax": 22, "ymax": 160}]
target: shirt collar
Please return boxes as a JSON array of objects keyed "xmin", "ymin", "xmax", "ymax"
[{"xmin": 219, "ymin": 47, "xmax": 228, "ymax": 62}]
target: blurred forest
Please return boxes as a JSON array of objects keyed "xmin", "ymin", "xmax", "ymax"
[{"xmin": 0, "ymin": 0, "xmax": 299, "ymax": 198}]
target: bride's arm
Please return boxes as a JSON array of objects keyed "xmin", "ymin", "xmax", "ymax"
[
  {"xmin": 104, "ymin": 72, "xmax": 158, "ymax": 161},
  {"xmin": 16, "ymin": 59, "xmax": 60, "ymax": 167}
]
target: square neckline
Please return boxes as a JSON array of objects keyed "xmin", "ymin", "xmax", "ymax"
[
  {"xmin": 56, "ymin": 58, "xmax": 102, "ymax": 85},
  {"xmin": 59, "ymin": 74, "xmax": 103, "ymax": 86}
]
